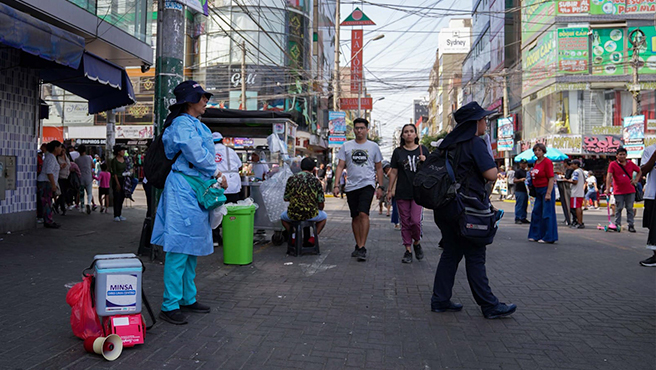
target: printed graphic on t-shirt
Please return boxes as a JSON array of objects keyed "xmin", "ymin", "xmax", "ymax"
[
  {"xmin": 403, "ymin": 154, "xmax": 420, "ymax": 172},
  {"xmin": 351, "ymin": 149, "xmax": 369, "ymax": 166},
  {"xmin": 530, "ymin": 168, "xmax": 539, "ymax": 178},
  {"xmin": 215, "ymin": 152, "xmax": 223, "ymax": 163}
]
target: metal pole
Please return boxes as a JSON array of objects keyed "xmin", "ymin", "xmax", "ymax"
[
  {"xmin": 105, "ymin": 111, "xmax": 116, "ymax": 165},
  {"xmin": 629, "ymin": 29, "xmax": 645, "ymax": 115},
  {"xmin": 241, "ymin": 41, "xmax": 247, "ymax": 110},
  {"xmin": 332, "ymin": 0, "xmax": 340, "ymax": 111},
  {"xmin": 502, "ymin": 69, "xmax": 510, "ymax": 170},
  {"xmin": 153, "ymin": 0, "xmax": 185, "ymax": 208}
]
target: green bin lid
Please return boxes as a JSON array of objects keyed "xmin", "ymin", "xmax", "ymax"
[{"xmin": 226, "ymin": 205, "xmax": 257, "ymax": 215}]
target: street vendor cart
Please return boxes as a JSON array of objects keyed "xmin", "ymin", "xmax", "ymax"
[{"xmin": 200, "ymin": 108, "xmax": 297, "ymax": 245}]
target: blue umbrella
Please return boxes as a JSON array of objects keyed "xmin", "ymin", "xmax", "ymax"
[{"xmin": 513, "ymin": 147, "xmax": 569, "ymax": 163}]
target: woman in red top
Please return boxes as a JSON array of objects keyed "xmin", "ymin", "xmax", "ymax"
[{"xmin": 528, "ymin": 143, "xmax": 558, "ymax": 243}]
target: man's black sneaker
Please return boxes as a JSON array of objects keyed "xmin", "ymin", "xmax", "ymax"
[
  {"xmin": 402, "ymin": 250, "xmax": 413, "ymax": 264},
  {"xmin": 351, "ymin": 245, "xmax": 359, "ymax": 257},
  {"xmin": 520, "ymin": 219, "xmax": 530, "ymax": 224},
  {"xmin": 413, "ymin": 243, "xmax": 424, "ymax": 260},
  {"xmin": 483, "ymin": 303, "xmax": 517, "ymax": 319},
  {"xmin": 515, "ymin": 220, "xmax": 522, "ymax": 224},
  {"xmin": 576, "ymin": 223, "xmax": 585, "ymax": 229},
  {"xmin": 44, "ymin": 222, "xmax": 61, "ymax": 229},
  {"xmin": 628, "ymin": 225, "xmax": 636, "ymax": 233},
  {"xmin": 355, "ymin": 247, "xmax": 367, "ymax": 261},
  {"xmin": 431, "ymin": 301, "xmax": 463, "ymax": 312},
  {"xmin": 180, "ymin": 301, "xmax": 211, "ymax": 313},
  {"xmin": 639, "ymin": 255, "xmax": 656, "ymax": 267},
  {"xmin": 159, "ymin": 309, "xmax": 188, "ymax": 325},
  {"xmin": 86, "ymin": 205, "xmax": 91, "ymax": 214}
]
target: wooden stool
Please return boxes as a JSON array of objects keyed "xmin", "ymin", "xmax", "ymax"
[{"xmin": 287, "ymin": 220, "xmax": 320, "ymax": 256}]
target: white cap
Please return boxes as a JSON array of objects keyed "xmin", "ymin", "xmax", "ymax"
[{"xmin": 212, "ymin": 132, "xmax": 223, "ymax": 142}]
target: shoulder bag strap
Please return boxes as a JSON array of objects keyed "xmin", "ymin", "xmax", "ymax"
[{"xmin": 616, "ymin": 161, "xmax": 633, "ymax": 179}]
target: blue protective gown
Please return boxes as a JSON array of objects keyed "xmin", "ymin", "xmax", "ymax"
[{"xmin": 151, "ymin": 113, "xmax": 218, "ymax": 256}]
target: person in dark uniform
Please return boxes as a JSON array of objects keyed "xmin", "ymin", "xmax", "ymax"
[{"xmin": 431, "ymin": 101, "xmax": 517, "ymax": 319}]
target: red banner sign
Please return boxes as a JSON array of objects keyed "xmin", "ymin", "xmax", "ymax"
[
  {"xmin": 340, "ymin": 98, "xmax": 372, "ymax": 110},
  {"xmin": 351, "ymin": 29, "xmax": 363, "ymax": 93},
  {"xmin": 42, "ymin": 126, "xmax": 64, "ymax": 143}
]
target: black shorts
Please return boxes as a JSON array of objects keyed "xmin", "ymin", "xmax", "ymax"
[
  {"xmin": 346, "ymin": 185, "xmax": 375, "ymax": 218},
  {"xmin": 99, "ymin": 187, "xmax": 110, "ymax": 196}
]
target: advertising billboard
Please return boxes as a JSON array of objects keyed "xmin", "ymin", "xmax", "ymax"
[
  {"xmin": 497, "ymin": 117, "xmax": 514, "ymax": 152},
  {"xmin": 521, "ymin": 0, "xmax": 555, "ymax": 44},
  {"xmin": 328, "ymin": 111, "xmax": 347, "ymax": 147},
  {"xmin": 522, "ymin": 31, "xmax": 557, "ymax": 96},
  {"xmin": 438, "ymin": 28, "xmax": 471, "ymax": 55},
  {"xmin": 592, "ymin": 28, "xmax": 626, "ymax": 76},
  {"xmin": 628, "ymin": 27, "xmax": 656, "ymax": 75},
  {"xmin": 351, "ymin": 29, "xmax": 363, "ymax": 93},
  {"xmin": 557, "ymin": 0, "xmax": 590, "ymax": 13},
  {"xmin": 557, "ymin": 27, "xmax": 589, "ymax": 74}
]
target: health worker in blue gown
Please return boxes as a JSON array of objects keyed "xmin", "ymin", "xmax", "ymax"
[{"xmin": 151, "ymin": 81, "xmax": 225, "ymax": 325}]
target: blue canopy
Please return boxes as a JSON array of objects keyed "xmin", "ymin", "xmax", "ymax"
[
  {"xmin": 514, "ymin": 147, "xmax": 569, "ymax": 163},
  {"xmin": 0, "ymin": 3, "xmax": 84, "ymax": 68}
]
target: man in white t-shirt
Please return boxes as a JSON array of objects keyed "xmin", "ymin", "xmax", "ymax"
[
  {"xmin": 639, "ymin": 144, "xmax": 656, "ymax": 267},
  {"xmin": 213, "ymin": 132, "xmax": 242, "ymax": 203},
  {"xmin": 333, "ymin": 118, "xmax": 384, "ymax": 262},
  {"xmin": 566, "ymin": 160, "xmax": 586, "ymax": 228}
]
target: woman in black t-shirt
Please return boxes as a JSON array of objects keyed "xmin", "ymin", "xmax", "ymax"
[{"xmin": 387, "ymin": 124, "xmax": 429, "ymax": 264}]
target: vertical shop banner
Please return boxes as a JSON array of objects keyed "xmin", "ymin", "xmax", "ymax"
[
  {"xmin": 628, "ymin": 27, "xmax": 656, "ymax": 75},
  {"xmin": 522, "ymin": 31, "xmax": 557, "ymax": 96},
  {"xmin": 557, "ymin": 0, "xmax": 590, "ymax": 13},
  {"xmin": 592, "ymin": 28, "xmax": 625, "ymax": 76},
  {"xmin": 557, "ymin": 27, "xmax": 589, "ymax": 73},
  {"xmin": 590, "ymin": 0, "xmax": 625, "ymax": 14},
  {"xmin": 350, "ymin": 29, "xmax": 363, "ymax": 93},
  {"xmin": 328, "ymin": 111, "xmax": 347, "ymax": 147},
  {"xmin": 521, "ymin": 0, "xmax": 555, "ymax": 44},
  {"xmin": 497, "ymin": 116, "xmax": 514, "ymax": 151},
  {"xmin": 625, "ymin": 0, "xmax": 656, "ymax": 13},
  {"xmin": 623, "ymin": 115, "xmax": 646, "ymax": 141}
]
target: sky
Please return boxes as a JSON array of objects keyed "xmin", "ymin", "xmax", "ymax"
[{"xmin": 339, "ymin": 0, "xmax": 463, "ymax": 157}]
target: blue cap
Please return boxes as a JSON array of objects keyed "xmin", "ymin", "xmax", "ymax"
[{"xmin": 170, "ymin": 80, "xmax": 213, "ymax": 111}]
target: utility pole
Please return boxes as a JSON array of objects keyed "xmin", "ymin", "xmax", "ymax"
[
  {"xmin": 241, "ymin": 41, "xmax": 247, "ymax": 110},
  {"xmin": 628, "ymin": 29, "xmax": 645, "ymax": 115},
  {"xmin": 153, "ymin": 0, "xmax": 185, "ymax": 210},
  {"xmin": 332, "ymin": 0, "xmax": 340, "ymax": 111},
  {"xmin": 502, "ymin": 68, "xmax": 510, "ymax": 170}
]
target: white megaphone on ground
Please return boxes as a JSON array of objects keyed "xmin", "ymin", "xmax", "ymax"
[{"xmin": 83, "ymin": 334, "xmax": 123, "ymax": 361}]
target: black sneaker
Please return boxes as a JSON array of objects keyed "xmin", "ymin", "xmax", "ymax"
[
  {"xmin": 180, "ymin": 301, "xmax": 211, "ymax": 313},
  {"xmin": 413, "ymin": 243, "xmax": 424, "ymax": 260},
  {"xmin": 483, "ymin": 303, "xmax": 517, "ymax": 319},
  {"xmin": 628, "ymin": 225, "xmax": 636, "ymax": 233},
  {"xmin": 576, "ymin": 223, "xmax": 585, "ymax": 229},
  {"xmin": 515, "ymin": 220, "xmax": 522, "ymax": 224},
  {"xmin": 520, "ymin": 219, "xmax": 530, "ymax": 224},
  {"xmin": 402, "ymin": 250, "xmax": 413, "ymax": 264},
  {"xmin": 639, "ymin": 255, "xmax": 656, "ymax": 267},
  {"xmin": 431, "ymin": 301, "xmax": 463, "ymax": 312},
  {"xmin": 86, "ymin": 205, "xmax": 91, "ymax": 214},
  {"xmin": 159, "ymin": 309, "xmax": 188, "ymax": 325},
  {"xmin": 351, "ymin": 245, "xmax": 359, "ymax": 257},
  {"xmin": 44, "ymin": 222, "xmax": 61, "ymax": 229},
  {"xmin": 355, "ymin": 247, "xmax": 367, "ymax": 261}
]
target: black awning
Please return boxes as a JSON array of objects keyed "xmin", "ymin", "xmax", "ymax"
[{"xmin": 202, "ymin": 108, "xmax": 293, "ymax": 120}]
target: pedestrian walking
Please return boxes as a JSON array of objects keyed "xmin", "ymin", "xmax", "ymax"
[
  {"xmin": 150, "ymin": 80, "xmax": 225, "ymax": 325},
  {"xmin": 333, "ymin": 117, "xmax": 384, "ymax": 262},
  {"xmin": 513, "ymin": 159, "xmax": 530, "ymax": 224},
  {"xmin": 377, "ymin": 161, "xmax": 391, "ymax": 216},
  {"xmin": 317, "ymin": 163, "xmax": 326, "ymax": 193},
  {"xmin": 430, "ymin": 101, "xmax": 516, "ymax": 319},
  {"xmin": 639, "ymin": 143, "xmax": 656, "ymax": 266},
  {"xmin": 496, "ymin": 166, "xmax": 506, "ymax": 200},
  {"xmin": 584, "ymin": 171, "xmax": 599, "ymax": 209},
  {"xmin": 56, "ymin": 149, "xmax": 71, "ymax": 216},
  {"xmin": 562, "ymin": 158, "xmax": 574, "ymax": 224},
  {"xmin": 110, "ymin": 145, "xmax": 128, "ymax": 222},
  {"xmin": 528, "ymin": 143, "xmax": 558, "ymax": 243},
  {"xmin": 37, "ymin": 140, "xmax": 63, "ymax": 229},
  {"xmin": 605, "ymin": 147, "xmax": 641, "ymax": 233},
  {"xmin": 506, "ymin": 166, "xmax": 515, "ymax": 200},
  {"xmin": 387, "ymin": 123, "xmax": 428, "ymax": 263},
  {"xmin": 213, "ymin": 132, "xmax": 242, "ymax": 204},
  {"xmin": 566, "ymin": 160, "xmax": 586, "ymax": 228},
  {"xmin": 97, "ymin": 163, "xmax": 111, "ymax": 213},
  {"xmin": 74, "ymin": 145, "xmax": 94, "ymax": 214},
  {"xmin": 339, "ymin": 169, "xmax": 347, "ymax": 198},
  {"xmin": 324, "ymin": 164, "xmax": 333, "ymax": 194}
]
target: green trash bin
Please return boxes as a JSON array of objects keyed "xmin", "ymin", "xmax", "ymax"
[{"xmin": 222, "ymin": 205, "xmax": 257, "ymax": 265}]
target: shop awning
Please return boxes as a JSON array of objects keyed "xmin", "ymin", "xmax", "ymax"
[
  {"xmin": 27, "ymin": 52, "xmax": 136, "ymax": 114},
  {"xmin": 0, "ymin": 3, "xmax": 84, "ymax": 68}
]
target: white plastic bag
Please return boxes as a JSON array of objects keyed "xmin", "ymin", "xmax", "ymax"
[
  {"xmin": 260, "ymin": 164, "xmax": 293, "ymax": 223},
  {"xmin": 210, "ymin": 205, "xmax": 228, "ymax": 229}
]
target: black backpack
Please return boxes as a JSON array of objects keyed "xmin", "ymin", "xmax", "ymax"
[
  {"xmin": 143, "ymin": 122, "xmax": 181, "ymax": 189},
  {"xmin": 412, "ymin": 144, "xmax": 462, "ymax": 210}
]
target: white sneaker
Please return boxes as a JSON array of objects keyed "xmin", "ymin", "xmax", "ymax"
[
  {"xmin": 79, "ymin": 206, "xmax": 85, "ymax": 212},
  {"xmin": 36, "ymin": 218, "xmax": 44, "ymax": 224},
  {"xmin": 119, "ymin": 216, "xmax": 126, "ymax": 221},
  {"xmin": 68, "ymin": 205, "xmax": 75, "ymax": 210},
  {"xmin": 114, "ymin": 217, "xmax": 121, "ymax": 222}
]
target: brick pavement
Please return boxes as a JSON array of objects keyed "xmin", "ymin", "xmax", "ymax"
[{"xmin": 0, "ymin": 191, "xmax": 654, "ymax": 369}]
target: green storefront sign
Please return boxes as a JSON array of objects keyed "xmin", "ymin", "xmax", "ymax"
[
  {"xmin": 592, "ymin": 28, "xmax": 625, "ymax": 76},
  {"xmin": 590, "ymin": 0, "xmax": 625, "ymax": 14},
  {"xmin": 557, "ymin": 27, "xmax": 589, "ymax": 74},
  {"xmin": 628, "ymin": 27, "xmax": 656, "ymax": 75},
  {"xmin": 523, "ymin": 31, "xmax": 557, "ymax": 96},
  {"xmin": 522, "ymin": 0, "xmax": 555, "ymax": 44}
]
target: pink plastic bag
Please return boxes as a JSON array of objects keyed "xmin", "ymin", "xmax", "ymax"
[{"xmin": 65, "ymin": 275, "xmax": 103, "ymax": 340}]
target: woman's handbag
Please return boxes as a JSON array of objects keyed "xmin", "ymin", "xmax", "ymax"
[{"xmin": 179, "ymin": 172, "xmax": 227, "ymax": 210}]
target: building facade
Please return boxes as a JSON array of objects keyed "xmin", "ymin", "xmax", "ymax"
[{"xmin": 0, "ymin": 0, "xmax": 152, "ymax": 233}]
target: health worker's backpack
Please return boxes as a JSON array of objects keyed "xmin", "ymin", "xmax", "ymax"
[
  {"xmin": 412, "ymin": 145, "xmax": 462, "ymax": 210},
  {"xmin": 143, "ymin": 123, "xmax": 181, "ymax": 189}
]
